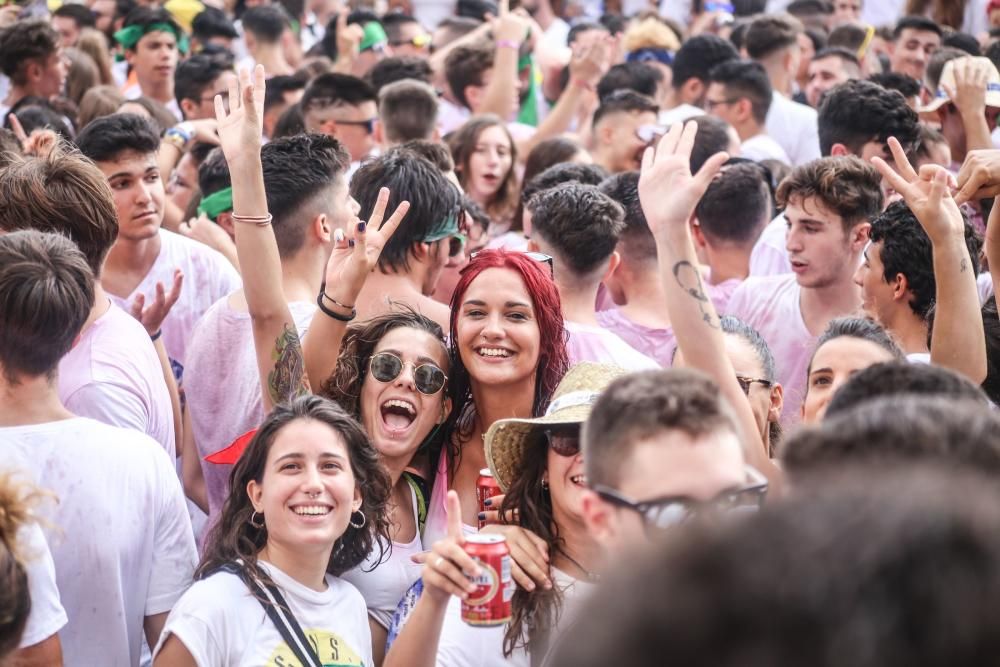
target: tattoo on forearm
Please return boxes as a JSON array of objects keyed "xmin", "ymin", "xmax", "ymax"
[
  {"xmin": 961, "ymin": 257, "xmax": 969, "ymax": 273},
  {"xmin": 672, "ymin": 260, "xmax": 720, "ymax": 329},
  {"xmin": 268, "ymin": 323, "xmax": 310, "ymax": 404}
]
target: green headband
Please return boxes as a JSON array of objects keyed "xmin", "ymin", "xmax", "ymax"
[
  {"xmin": 360, "ymin": 22, "xmax": 388, "ymax": 52},
  {"xmin": 423, "ymin": 213, "xmax": 461, "ymax": 243},
  {"xmin": 114, "ymin": 22, "xmax": 190, "ymax": 55},
  {"xmin": 197, "ymin": 186, "xmax": 233, "ymax": 221}
]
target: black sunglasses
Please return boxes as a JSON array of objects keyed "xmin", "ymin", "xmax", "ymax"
[
  {"xmin": 368, "ymin": 352, "xmax": 447, "ymax": 395},
  {"xmin": 544, "ymin": 426, "xmax": 580, "ymax": 457},
  {"xmin": 334, "ymin": 118, "xmax": 376, "ymax": 134},
  {"xmin": 593, "ymin": 466, "xmax": 768, "ymax": 533}
]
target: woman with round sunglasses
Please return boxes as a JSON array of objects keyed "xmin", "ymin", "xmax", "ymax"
[
  {"xmin": 208, "ymin": 67, "xmax": 451, "ymax": 664},
  {"xmin": 384, "ymin": 363, "xmax": 625, "ymax": 667}
]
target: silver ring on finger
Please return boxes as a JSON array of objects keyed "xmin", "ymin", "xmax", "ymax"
[{"xmin": 435, "ymin": 556, "xmax": 446, "ymax": 570}]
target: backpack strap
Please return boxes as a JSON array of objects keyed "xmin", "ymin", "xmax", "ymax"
[{"xmin": 403, "ymin": 471, "xmax": 429, "ymax": 538}]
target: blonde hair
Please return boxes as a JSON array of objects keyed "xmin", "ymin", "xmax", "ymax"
[
  {"xmin": 0, "ymin": 471, "xmax": 49, "ymax": 659},
  {"xmin": 623, "ymin": 18, "xmax": 681, "ymax": 54}
]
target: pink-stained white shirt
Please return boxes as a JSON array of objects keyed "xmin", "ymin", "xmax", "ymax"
[
  {"xmin": 564, "ymin": 320, "xmax": 661, "ymax": 370},
  {"xmin": 108, "ymin": 229, "xmax": 242, "ymax": 380},
  {"xmin": 184, "ymin": 295, "xmax": 315, "ymax": 534},
  {"xmin": 725, "ymin": 273, "xmax": 816, "ymax": 428},
  {"xmin": 596, "ymin": 309, "xmax": 676, "ymax": 368},
  {"xmin": 707, "ymin": 277, "xmax": 743, "ymax": 315},
  {"xmin": 749, "ymin": 214, "xmax": 792, "ymax": 277},
  {"xmin": 58, "ymin": 301, "xmax": 176, "ymax": 458}
]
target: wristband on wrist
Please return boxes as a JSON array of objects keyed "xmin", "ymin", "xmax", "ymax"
[
  {"xmin": 320, "ymin": 291, "xmax": 355, "ymax": 311},
  {"xmin": 150, "ymin": 329, "xmax": 163, "ymax": 342},
  {"xmin": 316, "ymin": 292, "xmax": 356, "ymax": 322},
  {"xmin": 496, "ymin": 39, "xmax": 520, "ymax": 50},
  {"xmin": 163, "ymin": 121, "xmax": 195, "ymax": 152}
]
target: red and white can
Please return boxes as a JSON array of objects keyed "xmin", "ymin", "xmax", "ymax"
[
  {"xmin": 461, "ymin": 533, "xmax": 513, "ymax": 626},
  {"xmin": 477, "ymin": 468, "xmax": 502, "ymax": 529}
]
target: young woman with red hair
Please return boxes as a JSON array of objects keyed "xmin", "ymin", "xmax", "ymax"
[{"xmin": 423, "ymin": 248, "xmax": 570, "ymax": 546}]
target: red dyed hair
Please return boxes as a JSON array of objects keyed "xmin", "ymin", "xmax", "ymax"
[{"xmin": 444, "ymin": 249, "xmax": 569, "ymax": 449}]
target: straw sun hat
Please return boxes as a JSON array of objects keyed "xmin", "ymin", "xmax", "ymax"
[{"xmin": 485, "ymin": 363, "xmax": 629, "ymax": 492}]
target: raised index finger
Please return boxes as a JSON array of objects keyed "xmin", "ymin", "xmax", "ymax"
[
  {"xmin": 887, "ymin": 136, "xmax": 918, "ymax": 183},
  {"xmin": 445, "ymin": 490, "xmax": 465, "ymax": 544},
  {"xmin": 871, "ymin": 155, "xmax": 913, "ymax": 200}
]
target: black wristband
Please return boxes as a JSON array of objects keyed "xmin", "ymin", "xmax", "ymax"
[
  {"xmin": 316, "ymin": 293, "xmax": 356, "ymax": 322},
  {"xmin": 150, "ymin": 329, "xmax": 163, "ymax": 342}
]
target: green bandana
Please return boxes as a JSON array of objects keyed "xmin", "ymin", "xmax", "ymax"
[
  {"xmin": 423, "ymin": 212, "xmax": 461, "ymax": 243},
  {"xmin": 114, "ymin": 22, "xmax": 190, "ymax": 55},
  {"xmin": 359, "ymin": 21, "xmax": 387, "ymax": 52},
  {"xmin": 196, "ymin": 186, "xmax": 233, "ymax": 221},
  {"xmin": 516, "ymin": 53, "xmax": 540, "ymax": 127}
]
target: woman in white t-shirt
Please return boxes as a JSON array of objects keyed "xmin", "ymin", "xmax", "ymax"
[{"xmin": 154, "ymin": 395, "xmax": 392, "ymax": 667}]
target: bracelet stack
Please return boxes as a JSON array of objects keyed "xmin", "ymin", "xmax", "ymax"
[
  {"xmin": 317, "ymin": 291, "xmax": 356, "ymax": 322},
  {"xmin": 231, "ymin": 213, "xmax": 273, "ymax": 227}
]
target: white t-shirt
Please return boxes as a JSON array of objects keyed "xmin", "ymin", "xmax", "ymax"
[
  {"xmin": 341, "ymin": 484, "xmax": 424, "ymax": 630},
  {"xmin": 108, "ymin": 229, "xmax": 242, "ymax": 377},
  {"xmin": 564, "ymin": 320, "xmax": 660, "ymax": 371},
  {"xmin": 978, "ymin": 271, "xmax": 995, "ymax": 305},
  {"xmin": 184, "ymin": 295, "xmax": 315, "ymax": 526},
  {"xmin": 0, "ymin": 418, "xmax": 197, "ymax": 666},
  {"xmin": 17, "ymin": 521, "xmax": 67, "ymax": 649},
  {"xmin": 58, "ymin": 301, "xmax": 176, "ymax": 458},
  {"xmin": 725, "ymin": 273, "xmax": 816, "ymax": 428},
  {"xmin": 155, "ymin": 560, "xmax": 374, "ymax": 667},
  {"xmin": 122, "ymin": 80, "xmax": 183, "ymax": 121},
  {"xmin": 749, "ymin": 213, "xmax": 792, "ymax": 277},
  {"xmin": 435, "ymin": 568, "xmax": 596, "ymax": 667},
  {"xmin": 764, "ymin": 92, "xmax": 820, "ymax": 167},
  {"xmin": 741, "ymin": 133, "xmax": 791, "ymax": 165},
  {"xmin": 595, "ymin": 309, "xmax": 676, "ymax": 369}
]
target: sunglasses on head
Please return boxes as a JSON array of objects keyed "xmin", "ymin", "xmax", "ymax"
[
  {"xmin": 470, "ymin": 250, "xmax": 554, "ymax": 278},
  {"xmin": 544, "ymin": 426, "xmax": 581, "ymax": 457},
  {"xmin": 368, "ymin": 352, "xmax": 447, "ymax": 395}
]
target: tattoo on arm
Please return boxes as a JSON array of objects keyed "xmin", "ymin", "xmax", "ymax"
[
  {"xmin": 672, "ymin": 260, "xmax": 720, "ymax": 329},
  {"xmin": 961, "ymin": 257, "xmax": 969, "ymax": 273},
  {"xmin": 268, "ymin": 323, "xmax": 310, "ymax": 405}
]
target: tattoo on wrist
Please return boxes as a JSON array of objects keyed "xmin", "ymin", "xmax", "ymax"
[
  {"xmin": 961, "ymin": 257, "xmax": 969, "ymax": 273},
  {"xmin": 268, "ymin": 323, "xmax": 310, "ymax": 404},
  {"xmin": 673, "ymin": 260, "xmax": 719, "ymax": 329}
]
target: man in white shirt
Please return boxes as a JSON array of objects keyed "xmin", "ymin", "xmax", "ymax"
[
  {"xmin": 0, "ymin": 146, "xmax": 176, "ymax": 457},
  {"xmin": 706, "ymin": 60, "xmax": 790, "ymax": 165},
  {"xmin": 528, "ymin": 182, "xmax": 660, "ymax": 370},
  {"xmin": 727, "ymin": 156, "xmax": 883, "ymax": 425},
  {"xmin": 750, "ymin": 78, "xmax": 920, "ymax": 276},
  {"xmin": 745, "ymin": 14, "xmax": 821, "ymax": 166},
  {"xmin": 76, "ymin": 113, "xmax": 242, "ymax": 383},
  {"xmin": 0, "ymin": 230, "xmax": 197, "ymax": 666},
  {"xmin": 658, "ymin": 34, "xmax": 738, "ymax": 126}
]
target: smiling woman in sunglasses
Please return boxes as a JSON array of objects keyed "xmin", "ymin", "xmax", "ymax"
[{"xmin": 384, "ymin": 363, "xmax": 626, "ymax": 667}]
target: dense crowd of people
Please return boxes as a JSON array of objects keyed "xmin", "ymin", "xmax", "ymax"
[{"xmin": 5, "ymin": 0, "xmax": 1000, "ymax": 664}]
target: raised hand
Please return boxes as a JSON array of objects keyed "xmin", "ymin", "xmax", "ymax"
[
  {"xmin": 324, "ymin": 187, "xmax": 410, "ymax": 299},
  {"xmin": 130, "ymin": 269, "xmax": 184, "ymax": 337},
  {"xmin": 871, "ymin": 136, "xmax": 964, "ymax": 243},
  {"xmin": 421, "ymin": 491, "xmax": 481, "ymax": 604},
  {"xmin": 637, "ymin": 120, "xmax": 729, "ymax": 241},
  {"xmin": 954, "ymin": 148, "xmax": 1000, "ymax": 204},
  {"xmin": 215, "ymin": 65, "xmax": 265, "ymax": 166}
]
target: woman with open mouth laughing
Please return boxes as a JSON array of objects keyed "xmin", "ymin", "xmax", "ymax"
[{"xmin": 449, "ymin": 116, "xmax": 519, "ymax": 238}]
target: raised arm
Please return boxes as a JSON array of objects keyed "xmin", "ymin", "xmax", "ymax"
[
  {"xmin": 302, "ymin": 188, "xmax": 410, "ymax": 388},
  {"xmin": 637, "ymin": 122, "xmax": 778, "ymax": 484},
  {"xmin": 872, "ymin": 137, "xmax": 987, "ymax": 384},
  {"xmin": 216, "ymin": 66, "xmax": 307, "ymax": 411}
]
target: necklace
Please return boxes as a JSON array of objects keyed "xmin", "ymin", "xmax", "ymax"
[{"xmin": 557, "ymin": 547, "xmax": 600, "ymax": 583}]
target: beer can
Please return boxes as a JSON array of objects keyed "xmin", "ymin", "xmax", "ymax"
[
  {"xmin": 461, "ymin": 534, "xmax": 513, "ymax": 626},
  {"xmin": 477, "ymin": 468, "xmax": 502, "ymax": 529}
]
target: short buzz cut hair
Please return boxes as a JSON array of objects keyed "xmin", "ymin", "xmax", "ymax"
[
  {"xmin": 695, "ymin": 162, "xmax": 771, "ymax": 246},
  {"xmin": 0, "ymin": 147, "xmax": 119, "ymax": 276},
  {"xmin": 241, "ymin": 4, "xmax": 292, "ymax": 44},
  {"xmin": 0, "ymin": 19, "xmax": 60, "ymax": 84},
  {"xmin": 670, "ymin": 34, "xmax": 739, "ymax": 91},
  {"xmin": 818, "ymin": 79, "xmax": 920, "ymax": 157},
  {"xmin": 592, "ymin": 89, "xmax": 659, "ymax": 128},
  {"xmin": 174, "ymin": 52, "xmax": 233, "ymax": 109},
  {"xmin": 301, "ymin": 73, "xmax": 376, "ymax": 114},
  {"xmin": 707, "ymin": 60, "xmax": 773, "ymax": 125},
  {"xmin": 744, "ymin": 14, "xmax": 803, "ymax": 61},
  {"xmin": 776, "ymin": 155, "xmax": 884, "ymax": 232},
  {"xmin": 893, "ymin": 15, "xmax": 943, "ymax": 41},
  {"xmin": 378, "ymin": 79, "xmax": 438, "ymax": 144},
  {"xmin": 0, "ymin": 230, "xmax": 94, "ymax": 383},
  {"xmin": 527, "ymin": 182, "xmax": 624, "ymax": 278},
  {"xmin": 582, "ymin": 369, "xmax": 739, "ymax": 489},
  {"xmin": 599, "ymin": 171, "xmax": 657, "ymax": 266}
]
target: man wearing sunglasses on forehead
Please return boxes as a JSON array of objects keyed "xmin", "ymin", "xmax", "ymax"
[
  {"xmin": 302, "ymin": 72, "xmax": 379, "ymax": 175},
  {"xmin": 580, "ymin": 369, "xmax": 767, "ymax": 552}
]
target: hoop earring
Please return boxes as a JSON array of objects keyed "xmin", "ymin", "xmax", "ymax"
[
  {"xmin": 249, "ymin": 511, "xmax": 265, "ymax": 529},
  {"xmin": 349, "ymin": 509, "xmax": 366, "ymax": 529}
]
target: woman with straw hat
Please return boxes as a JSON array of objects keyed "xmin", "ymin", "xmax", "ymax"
[{"xmin": 385, "ymin": 363, "xmax": 628, "ymax": 667}]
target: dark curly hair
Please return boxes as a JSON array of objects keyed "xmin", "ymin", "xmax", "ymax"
[
  {"xmin": 817, "ymin": 79, "xmax": 920, "ymax": 157},
  {"xmin": 197, "ymin": 395, "xmax": 392, "ymax": 582}
]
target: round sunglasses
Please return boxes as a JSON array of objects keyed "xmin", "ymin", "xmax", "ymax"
[
  {"xmin": 544, "ymin": 427, "xmax": 581, "ymax": 457},
  {"xmin": 368, "ymin": 352, "xmax": 447, "ymax": 395}
]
